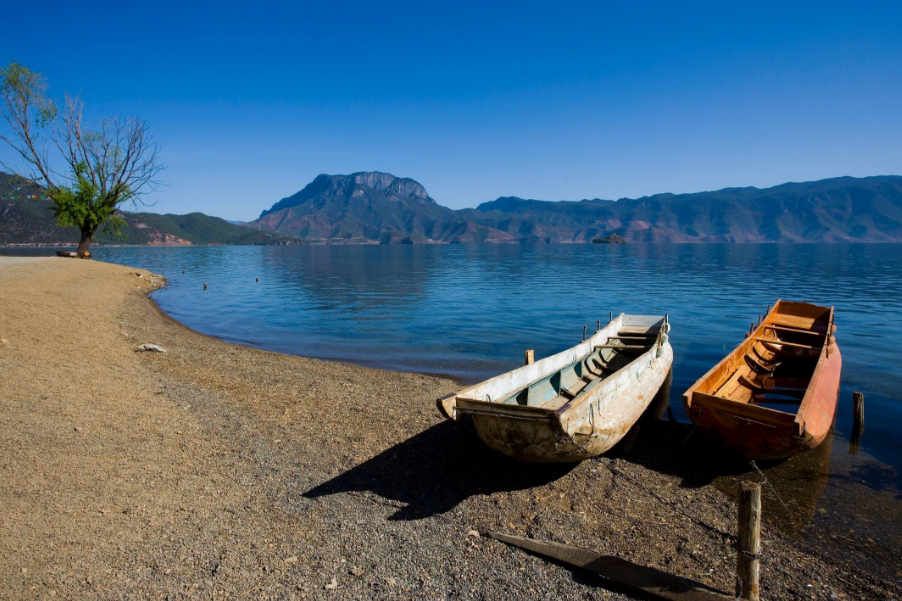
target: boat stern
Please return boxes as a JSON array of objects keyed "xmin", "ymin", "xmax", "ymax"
[{"xmin": 436, "ymin": 393, "xmax": 458, "ymax": 420}]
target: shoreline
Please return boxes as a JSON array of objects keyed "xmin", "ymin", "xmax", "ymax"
[
  {"xmin": 143, "ymin": 286, "xmax": 471, "ymax": 387},
  {"xmin": 0, "ymin": 257, "xmax": 898, "ymax": 599}
]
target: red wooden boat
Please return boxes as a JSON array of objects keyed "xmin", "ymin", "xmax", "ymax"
[{"xmin": 682, "ymin": 300, "xmax": 840, "ymax": 461}]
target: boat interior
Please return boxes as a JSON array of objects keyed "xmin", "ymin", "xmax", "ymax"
[
  {"xmin": 695, "ymin": 301, "xmax": 833, "ymax": 414},
  {"xmin": 496, "ymin": 322, "xmax": 664, "ymax": 412}
]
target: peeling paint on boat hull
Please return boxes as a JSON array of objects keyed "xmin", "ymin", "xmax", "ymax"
[{"xmin": 438, "ymin": 314, "xmax": 674, "ymax": 463}]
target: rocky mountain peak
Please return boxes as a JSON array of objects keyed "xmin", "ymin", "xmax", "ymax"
[{"xmin": 351, "ymin": 172, "xmax": 429, "ymax": 200}]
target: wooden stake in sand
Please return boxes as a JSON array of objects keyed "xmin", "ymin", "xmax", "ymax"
[
  {"xmin": 737, "ymin": 482, "xmax": 762, "ymax": 601},
  {"xmin": 850, "ymin": 391, "xmax": 865, "ymax": 455}
]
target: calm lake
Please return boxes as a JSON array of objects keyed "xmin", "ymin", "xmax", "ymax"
[{"xmin": 5, "ymin": 243, "xmax": 901, "ymax": 570}]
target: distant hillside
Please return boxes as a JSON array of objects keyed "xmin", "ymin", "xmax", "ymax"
[
  {"xmin": 468, "ymin": 176, "xmax": 902, "ymax": 242},
  {"xmin": 0, "ymin": 173, "xmax": 300, "ymax": 246},
  {"xmin": 7, "ymin": 171, "xmax": 902, "ymax": 245},
  {"xmin": 250, "ymin": 172, "xmax": 513, "ymax": 243},
  {"xmin": 251, "ymin": 172, "xmax": 902, "ymax": 243}
]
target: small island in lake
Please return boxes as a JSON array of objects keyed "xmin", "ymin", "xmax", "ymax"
[{"xmin": 592, "ymin": 233, "xmax": 627, "ymax": 244}]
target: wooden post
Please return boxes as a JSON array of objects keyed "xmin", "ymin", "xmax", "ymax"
[
  {"xmin": 757, "ymin": 314, "xmax": 762, "ymax": 326},
  {"xmin": 850, "ymin": 391, "xmax": 865, "ymax": 455},
  {"xmin": 737, "ymin": 482, "xmax": 761, "ymax": 601},
  {"xmin": 853, "ymin": 391, "xmax": 865, "ymax": 428},
  {"xmin": 524, "ymin": 350, "xmax": 534, "ymax": 365},
  {"xmin": 766, "ymin": 304, "xmax": 770, "ymax": 315},
  {"xmin": 255, "ymin": 277, "xmax": 259, "ymax": 282},
  {"xmin": 583, "ymin": 325, "xmax": 587, "ymax": 341},
  {"xmin": 609, "ymin": 311, "xmax": 613, "ymax": 323},
  {"xmin": 203, "ymin": 282, "xmax": 207, "ymax": 290},
  {"xmin": 597, "ymin": 319, "xmax": 601, "ymax": 332}
]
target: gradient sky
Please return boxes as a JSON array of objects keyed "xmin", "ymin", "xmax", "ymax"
[{"xmin": 2, "ymin": 0, "xmax": 901, "ymax": 219}]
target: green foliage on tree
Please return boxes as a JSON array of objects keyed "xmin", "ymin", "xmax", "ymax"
[{"xmin": 0, "ymin": 62, "xmax": 163, "ymax": 256}]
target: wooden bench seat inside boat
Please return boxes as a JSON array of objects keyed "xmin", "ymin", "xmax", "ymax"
[
  {"xmin": 681, "ymin": 300, "xmax": 840, "ymax": 461},
  {"xmin": 699, "ymin": 309, "xmax": 827, "ymax": 410},
  {"xmin": 495, "ymin": 328, "xmax": 658, "ymax": 412}
]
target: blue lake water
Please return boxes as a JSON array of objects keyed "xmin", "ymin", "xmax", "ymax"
[
  {"xmin": 4, "ymin": 243, "xmax": 902, "ymax": 565},
  {"xmin": 88, "ymin": 245, "xmax": 900, "ymax": 466}
]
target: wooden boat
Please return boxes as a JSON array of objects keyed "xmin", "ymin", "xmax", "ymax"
[
  {"xmin": 682, "ymin": 300, "xmax": 840, "ymax": 461},
  {"xmin": 437, "ymin": 314, "xmax": 673, "ymax": 463}
]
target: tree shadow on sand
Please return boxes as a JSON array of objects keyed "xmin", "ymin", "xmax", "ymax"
[{"xmin": 303, "ymin": 418, "xmax": 576, "ymax": 521}]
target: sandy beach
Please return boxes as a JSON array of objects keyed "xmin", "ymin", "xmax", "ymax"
[{"xmin": 0, "ymin": 257, "xmax": 897, "ymax": 600}]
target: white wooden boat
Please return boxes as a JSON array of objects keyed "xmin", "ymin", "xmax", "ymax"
[{"xmin": 437, "ymin": 314, "xmax": 673, "ymax": 462}]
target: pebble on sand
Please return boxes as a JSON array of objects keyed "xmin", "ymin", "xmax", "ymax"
[{"xmin": 324, "ymin": 577, "xmax": 338, "ymax": 590}]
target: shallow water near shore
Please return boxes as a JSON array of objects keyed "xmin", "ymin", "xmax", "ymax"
[{"xmin": 5, "ymin": 243, "xmax": 902, "ymax": 575}]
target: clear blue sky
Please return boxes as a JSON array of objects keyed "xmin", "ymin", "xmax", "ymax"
[{"xmin": 2, "ymin": 0, "xmax": 901, "ymax": 219}]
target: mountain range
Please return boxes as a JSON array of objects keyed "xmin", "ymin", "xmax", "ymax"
[
  {"xmin": 248, "ymin": 172, "xmax": 902, "ymax": 243},
  {"xmin": 0, "ymin": 173, "xmax": 300, "ymax": 246},
  {"xmin": 3, "ymin": 170, "xmax": 902, "ymax": 246}
]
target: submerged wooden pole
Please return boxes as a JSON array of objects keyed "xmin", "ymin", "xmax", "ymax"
[
  {"xmin": 597, "ymin": 319, "xmax": 601, "ymax": 332},
  {"xmin": 203, "ymin": 282, "xmax": 207, "ymax": 290},
  {"xmin": 583, "ymin": 325, "xmax": 587, "ymax": 341},
  {"xmin": 850, "ymin": 391, "xmax": 865, "ymax": 455},
  {"xmin": 737, "ymin": 482, "xmax": 761, "ymax": 601},
  {"xmin": 609, "ymin": 311, "xmax": 613, "ymax": 323},
  {"xmin": 524, "ymin": 350, "xmax": 534, "ymax": 365},
  {"xmin": 853, "ymin": 391, "xmax": 865, "ymax": 428}
]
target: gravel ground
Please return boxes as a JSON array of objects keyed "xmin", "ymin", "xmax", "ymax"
[{"xmin": 0, "ymin": 257, "xmax": 898, "ymax": 600}]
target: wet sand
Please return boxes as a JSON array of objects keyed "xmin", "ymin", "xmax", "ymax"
[{"xmin": 0, "ymin": 257, "xmax": 898, "ymax": 599}]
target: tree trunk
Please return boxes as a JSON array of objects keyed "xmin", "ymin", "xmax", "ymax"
[{"xmin": 76, "ymin": 227, "xmax": 93, "ymax": 258}]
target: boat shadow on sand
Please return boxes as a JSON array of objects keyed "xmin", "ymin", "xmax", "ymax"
[
  {"xmin": 610, "ymin": 375, "xmax": 835, "ymax": 535},
  {"xmin": 304, "ymin": 372, "xmax": 826, "ymax": 526},
  {"xmin": 303, "ymin": 418, "xmax": 577, "ymax": 520}
]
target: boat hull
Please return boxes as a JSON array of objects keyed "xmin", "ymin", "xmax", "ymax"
[
  {"xmin": 470, "ymin": 342, "xmax": 673, "ymax": 462},
  {"xmin": 682, "ymin": 301, "xmax": 841, "ymax": 461},
  {"xmin": 683, "ymin": 353, "xmax": 840, "ymax": 460}
]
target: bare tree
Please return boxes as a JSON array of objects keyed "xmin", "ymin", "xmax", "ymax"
[{"xmin": 0, "ymin": 63, "xmax": 163, "ymax": 257}]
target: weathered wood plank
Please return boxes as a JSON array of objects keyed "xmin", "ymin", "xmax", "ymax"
[
  {"xmin": 691, "ymin": 392, "xmax": 796, "ymax": 426},
  {"xmin": 754, "ymin": 337, "xmax": 821, "ymax": 350},
  {"xmin": 763, "ymin": 324, "xmax": 821, "ymax": 337},
  {"xmin": 595, "ymin": 344, "xmax": 647, "ymax": 350}
]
